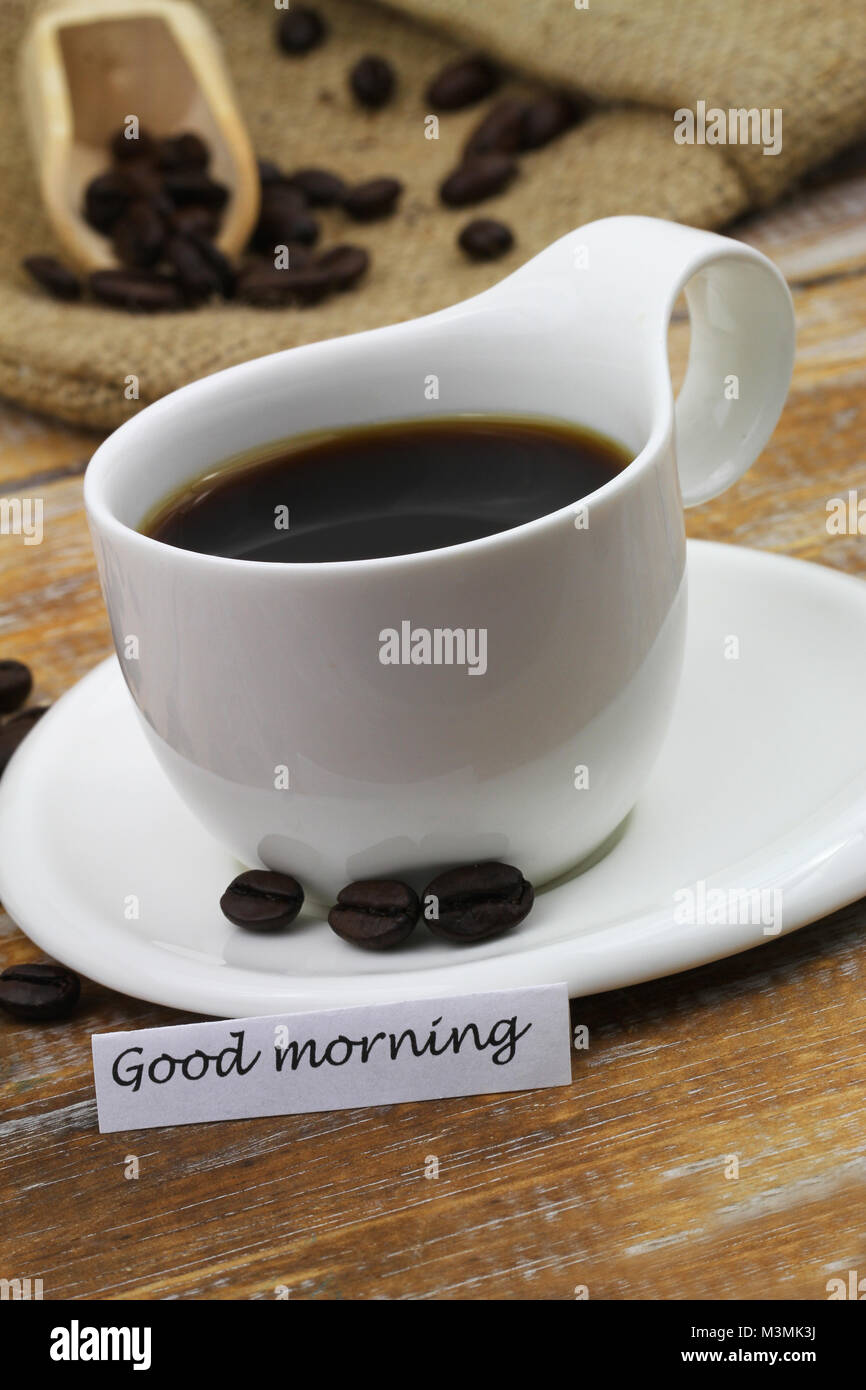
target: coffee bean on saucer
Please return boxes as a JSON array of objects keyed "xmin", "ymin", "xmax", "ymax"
[
  {"xmin": 350, "ymin": 55, "xmax": 396, "ymax": 109},
  {"xmin": 109, "ymin": 126, "xmax": 157, "ymax": 163},
  {"xmin": 329, "ymin": 880, "xmax": 420, "ymax": 951},
  {"xmin": 90, "ymin": 269, "xmax": 184, "ymax": 312},
  {"xmin": 236, "ymin": 264, "xmax": 333, "ymax": 306},
  {"xmin": 316, "ymin": 244, "xmax": 369, "ymax": 290},
  {"xmin": 463, "ymin": 97, "xmax": 531, "ymax": 158},
  {"xmin": 22, "ymin": 256, "xmax": 81, "ymax": 301},
  {"xmin": 157, "ymin": 132, "xmax": 210, "ymax": 172},
  {"xmin": 83, "ymin": 171, "xmax": 131, "ymax": 232},
  {"xmin": 426, "ymin": 54, "xmax": 500, "ymax": 110},
  {"xmin": 276, "ymin": 7, "xmax": 327, "ymax": 56},
  {"xmin": 285, "ymin": 167, "xmax": 347, "ymax": 207},
  {"xmin": 458, "ymin": 218, "xmax": 514, "ymax": 260},
  {"xmin": 343, "ymin": 177, "xmax": 402, "ymax": 221},
  {"xmin": 0, "ymin": 705, "xmax": 49, "ymax": 775},
  {"xmin": 112, "ymin": 200, "xmax": 166, "ymax": 268},
  {"xmin": 440, "ymin": 154, "xmax": 517, "ymax": 207},
  {"xmin": 220, "ymin": 870, "xmax": 304, "ymax": 931},
  {"xmin": 423, "ymin": 862, "xmax": 534, "ymax": 944},
  {"xmin": 518, "ymin": 92, "xmax": 584, "ymax": 150},
  {"xmin": 0, "ymin": 962, "xmax": 80, "ymax": 1021},
  {"xmin": 0, "ymin": 660, "xmax": 32, "ymax": 713}
]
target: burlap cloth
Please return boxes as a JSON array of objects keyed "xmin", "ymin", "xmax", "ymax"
[{"xmin": 1, "ymin": 0, "xmax": 864, "ymax": 429}]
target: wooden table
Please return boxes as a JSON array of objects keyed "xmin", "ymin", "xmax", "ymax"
[{"xmin": 2, "ymin": 170, "xmax": 866, "ymax": 1302}]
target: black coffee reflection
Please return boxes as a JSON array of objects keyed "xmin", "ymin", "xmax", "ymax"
[{"xmin": 143, "ymin": 416, "xmax": 631, "ymax": 563}]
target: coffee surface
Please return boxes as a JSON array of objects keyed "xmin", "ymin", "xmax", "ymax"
[{"xmin": 144, "ymin": 416, "xmax": 630, "ymax": 562}]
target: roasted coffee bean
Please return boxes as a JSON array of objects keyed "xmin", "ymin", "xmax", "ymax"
[
  {"xmin": 236, "ymin": 264, "xmax": 332, "ymax": 306},
  {"xmin": 220, "ymin": 870, "xmax": 304, "ymax": 931},
  {"xmin": 285, "ymin": 167, "xmax": 347, "ymax": 207},
  {"xmin": 252, "ymin": 184, "xmax": 318, "ymax": 251},
  {"xmin": 350, "ymin": 55, "xmax": 395, "ymax": 109},
  {"xmin": 423, "ymin": 862, "xmax": 534, "ymax": 943},
  {"xmin": 439, "ymin": 154, "xmax": 517, "ymax": 207},
  {"xmin": 518, "ymin": 92, "xmax": 583, "ymax": 150},
  {"xmin": 316, "ymin": 244, "xmax": 369, "ymax": 290},
  {"xmin": 157, "ymin": 132, "xmax": 210, "ymax": 172},
  {"xmin": 276, "ymin": 7, "xmax": 327, "ymax": 55},
  {"xmin": 164, "ymin": 235, "xmax": 223, "ymax": 302},
  {"xmin": 328, "ymin": 880, "xmax": 420, "ymax": 951},
  {"xmin": 426, "ymin": 54, "xmax": 499, "ymax": 110},
  {"xmin": 343, "ymin": 177, "xmax": 402, "ymax": 221},
  {"xmin": 0, "ymin": 721, "xmax": 39, "ymax": 775},
  {"xmin": 83, "ymin": 171, "xmax": 131, "ymax": 232},
  {"xmin": 112, "ymin": 200, "xmax": 166, "ymax": 268},
  {"xmin": 0, "ymin": 705, "xmax": 48, "ymax": 774},
  {"xmin": 169, "ymin": 204, "xmax": 221, "ymax": 239},
  {"xmin": 463, "ymin": 97, "xmax": 531, "ymax": 158},
  {"xmin": 120, "ymin": 161, "xmax": 164, "ymax": 202},
  {"xmin": 4, "ymin": 704, "xmax": 49, "ymax": 730},
  {"xmin": 22, "ymin": 256, "xmax": 81, "ymax": 301},
  {"xmin": 458, "ymin": 217, "xmax": 514, "ymax": 260},
  {"xmin": 0, "ymin": 660, "xmax": 32, "ymax": 713},
  {"xmin": 0, "ymin": 962, "xmax": 81, "ymax": 1021},
  {"xmin": 188, "ymin": 234, "xmax": 238, "ymax": 297},
  {"xmin": 257, "ymin": 158, "xmax": 285, "ymax": 187},
  {"xmin": 109, "ymin": 126, "xmax": 157, "ymax": 163},
  {"xmin": 90, "ymin": 269, "xmax": 184, "ymax": 312},
  {"xmin": 163, "ymin": 169, "xmax": 228, "ymax": 210}
]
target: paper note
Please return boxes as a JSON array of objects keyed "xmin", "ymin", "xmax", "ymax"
[{"xmin": 91, "ymin": 983, "xmax": 572, "ymax": 1132}]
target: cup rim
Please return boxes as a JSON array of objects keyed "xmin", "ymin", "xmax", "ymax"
[{"xmin": 84, "ymin": 341, "xmax": 673, "ymax": 574}]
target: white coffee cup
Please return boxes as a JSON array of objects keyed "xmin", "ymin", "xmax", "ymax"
[{"xmin": 85, "ymin": 216, "xmax": 795, "ymax": 903}]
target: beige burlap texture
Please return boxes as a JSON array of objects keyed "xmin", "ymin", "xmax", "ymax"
[{"xmin": 1, "ymin": 0, "xmax": 864, "ymax": 429}]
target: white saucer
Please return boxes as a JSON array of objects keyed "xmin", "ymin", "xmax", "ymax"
[{"xmin": 2, "ymin": 540, "xmax": 865, "ymax": 1018}]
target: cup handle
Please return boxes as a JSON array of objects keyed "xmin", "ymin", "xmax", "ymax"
[{"xmin": 496, "ymin": 216, "xmax": 796, "ymax": 507}]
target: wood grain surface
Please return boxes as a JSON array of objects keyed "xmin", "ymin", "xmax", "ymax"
[{"xmin": 1, "ymin": 165, "xmax": 866, "ymax": 1302}]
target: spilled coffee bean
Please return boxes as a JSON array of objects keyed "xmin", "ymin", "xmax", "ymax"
[
  {"xmin": 0, "ymin": 660, "xmax": 33, "ymax": 714},
  {"xmin": 22, "ymin": 256, "xmax": 81, "ymax": 302},
  {"xmin": 440, "ymin": 154, "xmax": 517, "ymax": 207},
  {"xmin": 90, "ymin": 270, "xmax": 184, "ymax": 312},
  {"xmin": 518, "ymin": 92, "xmax": 585, "ymax": 150},
  {"xmin": 220, "ymin": 870, "xmax": 305, "ymax": 931},
  {"xmin": 458, "ymin": 218, "xmax": 514, "ymax": 260},
  {"xmin": 0, "ymin": 962, "xmax": 80, "ymax": 1021},
  {"xmin": 328, "ymin": 880, "xmax": 420, "ymax": 951},
  {"xmin": 164, "ymin": 235, "xmax": 224, "ymax": 303},
  {"xmin": 316, "ymin": 244, "xmax": 369, "ymax": 290},
  {"xmin": 427, "ymin": 54, "xmax": 500, "ymax": 110},
  {"xmin": 252, "ymin": 184, "xmax": 318, "ymax": 252},
  {"xmin": 83, "ymin": 171, "xmax": 132, "ymax": 233},
  {"xmin": 276, "ymin": 7, "xmax": 327, "ymax": 56},
  {"xmin": 463, "ymin": 98, "xmax": 531, "ymax": 158},
  {"xmin": 0, "ymin": 706, "xmax": 49, "ymax": 775},
  {"xmin": 350, "ymin": 54, "xmax": 396, "ymax": 109},
  {"xmin": 424, "ymin": 862, "xmax": 534, "ymax": 943},
  {"xmin": 286, "ymin": 167, "xmax": 347, "ymax": 207},
  {"xmin": 343, "ymin": 177, "xmax": 402, "ymax": 221},
  {"xmin": 112, "ymin": 201, "xmax": 166, "ymax": 269},
  {"xmin": 236, "ymin": 264, "xmax": 333, "ymax": 306}
]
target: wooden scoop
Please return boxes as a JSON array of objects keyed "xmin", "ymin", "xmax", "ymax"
[{"xmin": 20, "ymin": 0, "xmax": 260, "ymax": 269}]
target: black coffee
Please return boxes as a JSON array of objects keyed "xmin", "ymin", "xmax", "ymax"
[{"xmin": 143, "ymin": 416, "xmax": 631, "ymax": 563}]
